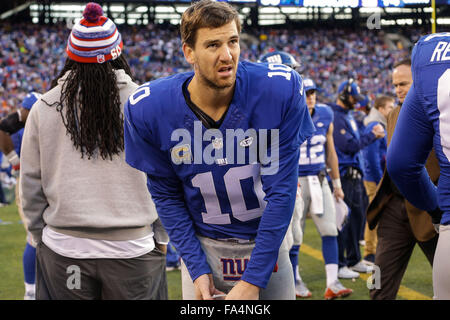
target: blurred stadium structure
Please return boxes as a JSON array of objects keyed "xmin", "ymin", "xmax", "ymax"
[{"xmin": 1, "ymin": 1, "xmax": 450, "ymax": 27}]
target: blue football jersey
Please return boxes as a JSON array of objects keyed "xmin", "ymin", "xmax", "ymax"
[
  {"xmin": 388, "ymin": 33, "xmax": 450, "ymax": 224},
  {"xmin": 124, "ymin": 60, "xmax": 315, "ymax": 288},
  {"xmin": 298, "ymin": 104, "xmax": 333, "ymax": 176}
]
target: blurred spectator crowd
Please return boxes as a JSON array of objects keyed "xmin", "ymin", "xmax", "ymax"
[{"xmin": 0, "ymin": 21, "xmax": 425, "ymax": 116}]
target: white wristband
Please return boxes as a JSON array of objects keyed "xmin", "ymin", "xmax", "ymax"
[
  {"xmin": 6, "ymin": 150, "xmax": 19, "ymax": 166},
  {"xmin": 332, "ymin": 178, "xmax": 342, "ymax": 189}
]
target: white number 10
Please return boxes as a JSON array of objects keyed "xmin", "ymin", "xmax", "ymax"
[
  {"xmin": 267, "ymin": 63, "xmax": 292, "ymax": 81},
  {"xmin": 191, "ymin": 164, "xmax": 267, "ymax": 225}
]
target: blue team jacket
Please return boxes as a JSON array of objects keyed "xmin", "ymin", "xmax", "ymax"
[{"xmin": 331, "ymin": 103, "xmax": 377, "ymax": 177}]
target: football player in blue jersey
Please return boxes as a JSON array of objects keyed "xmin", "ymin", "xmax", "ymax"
[
  {"xmin": 293, "ymin": 78, "xmax": 353, "ymax": 300},
  {"xmin": 387, "ymin": 33, "xmax": 450, "ymax": 299},
  {"xmin": 331, "ymin": 79, "xmax": 385, "ymax": 279},
  {"xmin": 258, "ymin": 51, "xmax": 300, "ymax": 70},
  {"xmin": 259, "ymin": 50, "xmax": 353, "ymax": 299},
  {"xmin": 124, "ymin": 0, "xmax": 314, "ymax": 300},
  {"xmin": 0, "ymin": 91, "xmax": 40, "ymax": 300}
]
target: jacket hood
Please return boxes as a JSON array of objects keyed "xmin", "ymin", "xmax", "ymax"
[{"xmin": 364, "ymin": 107, "xmax": 387, "ymax": 127}]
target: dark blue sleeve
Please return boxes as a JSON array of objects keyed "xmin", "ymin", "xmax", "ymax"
[
  {"xmin": 333, "ymin": 113, "xmax": 377, "ymax": 155},
  {"xmin": 146, "ymin": 175, "xmax": 212, "ymax": 281},
  {"xmin": 364, "ymin": 123, "xmax": 383, "ymax": 184},
  {"xmin": 242, "ymin": 79, "xmax": 315, "ymax": 288},
  {"xmin": 387, "ymin": 84, "xmax": 438, "ymax": 211}
]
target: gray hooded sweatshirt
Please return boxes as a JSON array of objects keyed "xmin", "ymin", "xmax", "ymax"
[{"xmin": 20, "ymin": 69, "xmax": 168, "ymax": 244}]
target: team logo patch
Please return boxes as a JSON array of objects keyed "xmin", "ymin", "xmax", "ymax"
[
  {"xmin": 317, "ymin": 122, "xmax": 324, "ymax": 127},
  {"xmin": 220, "ymin": 257, "xmax": 278, "ymax": 281},
  {"xmin": 221, "ymin": 258, "xmax": 249, "ymax": 281},
  {"xmin": 239, "ymin": 136, "xmax": 254, "ymax": 147},
  {"xmin": 212, "ymin": 138, "xmax": 223, "ymax": 150},
  {"xmin": 340, "ymin": 129, "xmax": 346, "ymax": 135},
  {"xmin": 266, "ymin": 54, "xmax": 282, "ymax": 64}
]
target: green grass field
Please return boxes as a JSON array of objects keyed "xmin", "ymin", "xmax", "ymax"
[{"xmin": 0, "ymin": 202, "xmax": 433, "ymax": 300}]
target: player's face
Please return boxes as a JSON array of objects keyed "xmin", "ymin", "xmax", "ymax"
[
  {"xmin": 392, "ymin": 64, "xmax": 412, "ymax": 104},
  {"xmin": 184, "ymin": 21, "xmax": 240, "ymax": 90},
  {"xmin": 379, "ymin": 100, "xmax": 394, "ymax": 118},
  {"xmin": 306, "ymin": 90, "xmax": 316, "ymax": 113}
]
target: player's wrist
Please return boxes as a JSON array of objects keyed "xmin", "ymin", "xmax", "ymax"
[
  {"xmin": 237, "ymin": 280, "xmax": 260, "ymax": 293},
  {"xmin": 6, "ymin": 150, "xmax": 19, "ymax": 166},
  {"xmin": 332, "ymin": 178, "xmax": 342, "ymax": 189}
]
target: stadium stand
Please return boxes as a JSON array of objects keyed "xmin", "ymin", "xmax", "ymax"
[{"xmin": 0, "ymin": 21, "xmax": 426, "ymax": 117}]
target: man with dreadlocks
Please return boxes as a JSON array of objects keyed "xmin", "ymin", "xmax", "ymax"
[{"xmin": 20, "ymin": 2, "xmax": 169, "ymax": 300}]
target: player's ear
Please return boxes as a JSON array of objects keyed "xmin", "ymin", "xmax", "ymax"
[{"xmin": 183, "ymin": 43, "xmax": 195, "ymax": 65}]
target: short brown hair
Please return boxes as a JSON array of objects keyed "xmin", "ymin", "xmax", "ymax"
[
  {"xmin": 393, "ymin": 58, "xmax": 411, "ymax": 69},
  {"xmin": 180, "ymin": 0, "xmax": 241, "ymax": 48},
  {"xmin": 374, "ymin": 95, "xmax": 395, "ymax": 110}
]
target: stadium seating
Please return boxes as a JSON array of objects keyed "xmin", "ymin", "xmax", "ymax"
[{"xmin": 0, "ymin": 22, "xmax": 425, "ymax": 116}]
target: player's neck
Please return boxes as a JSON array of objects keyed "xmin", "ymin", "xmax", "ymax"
[{"xmin": 188, "ymin": 77, "xmax": 235, "ymax": 121}]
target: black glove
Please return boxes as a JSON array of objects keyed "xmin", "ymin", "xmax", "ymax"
[
  {"xmin": 427, "ymin": 207, "xmax": 443, "ymax": 233},
  {"xmin": 0, "ymin": 111, "xmax": 24, "ymax": 135}
]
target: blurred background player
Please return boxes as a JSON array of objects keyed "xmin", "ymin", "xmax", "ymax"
[
  {"xmin": 259, "ymin": 51, "xmax": 352, "ymax": 299},
  {"xmin": 361, "ymin": 95, "xmax": 394, "ymax": 265},
  {"xmin": 387, "ymin": 32, "xmax": 450, "ymax": 300},
  {"xmin": 367, "ymin": 58, "xmax": 439, "ymax": 299},
  {"xmin": 331, "ymin": 79, "xmax": 385, "ymax": 279},
  {"xmin": 0, "ymin": 91, "xmax": 40, "ymax": 299},
  {"xmin": 258, "ymin": 50, "xmax": 300, "ymax": 70},
  {"xmin": 352, "ymin": 95, "xmax": 371, "ymax": 136},
  {"xmin": 351, "ymin": 95, "xmax": 371, "ymax": 247},
  {"xmin": 294, "ymin": 77, "xmax": 352, "ymax": 299},
  {"xmin": 0, "ymin": 92, "xmax": 37, "ymax": 207}
]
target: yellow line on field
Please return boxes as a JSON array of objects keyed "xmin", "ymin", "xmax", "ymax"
[
  {"xmin": 299, "ymin": 243, "xmax": 432, "ymax": 300},
  {"xmin": 397, "ymin": 286, "xmax": 432, "ymax": 300},
  {"xmin": 300, "ymin": 243, "xmax": 324, "ymax": 261}
]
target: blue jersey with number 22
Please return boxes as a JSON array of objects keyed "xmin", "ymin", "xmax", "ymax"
[
  {"xmin": 298, "ymin": 104, "xmax": 333, "ymax": 176},
  {"xmin": 123, "ymin": 60, "xmax": 315, "ymax": 289}
]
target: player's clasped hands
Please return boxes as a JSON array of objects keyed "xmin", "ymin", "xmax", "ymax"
[
  {"xmin": 194, "ymin": 274, "xmax": 226, "ymax": 300},
  {"xmin": 194, "ymin": 274, "xmax": 260, "ymax": 300},
  {"xmin": 225, "ymin": 280, "xmax": 260, "ymax": 300}
]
